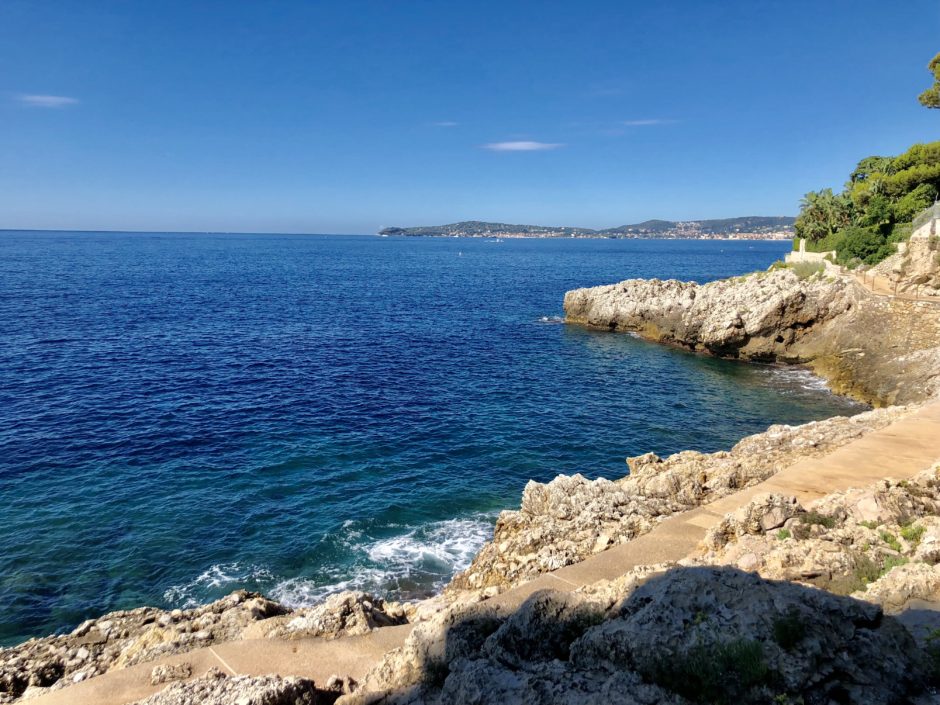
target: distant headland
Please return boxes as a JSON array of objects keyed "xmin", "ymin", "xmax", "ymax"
[{"xmin": 378, "ymin": 216, "xmax": 795, "ymax": 240}]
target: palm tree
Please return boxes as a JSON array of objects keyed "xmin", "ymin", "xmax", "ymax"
[{"xmin": 796, "ymin": 189, "xmax": 853, "ymax": 242}]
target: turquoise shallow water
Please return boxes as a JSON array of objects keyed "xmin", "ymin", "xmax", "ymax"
[{"xmin": 0, "ymin": 233, "xmax": 864, "ymax": 645}]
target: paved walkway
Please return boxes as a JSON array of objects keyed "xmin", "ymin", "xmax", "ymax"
[
  {"xmin": 29, "ymin": 401, "xmax": 940, "ymax": 705},
  {"xmin": 852, "ymin": 271, "xmax": 940, "ymax": 305}
]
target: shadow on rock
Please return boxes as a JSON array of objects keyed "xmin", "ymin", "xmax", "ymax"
[{"xmin": 340, "ymin": 565, "xmax": 933, "ymax": 705}]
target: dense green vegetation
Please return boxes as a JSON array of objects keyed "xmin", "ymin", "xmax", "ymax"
[
  {"xmin": 919, "ymin": 52, "xmax": 940, "ymax": 109},
  {"xmin": 645, "ymin": 639, "xmax": 769, "ymax": 704},
  {"xmin": 794, "ymin": 141, "xmax": 940, "ymax": 266}
]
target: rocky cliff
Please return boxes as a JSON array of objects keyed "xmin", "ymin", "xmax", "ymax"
[
  {"xmin": 874, "ymin": 230, "xmax": 940, "ymax": 297},
  {"xmin": 447, "ymin": 406, "xmax": 909, "ymax": 595},
  {"xmin": 564, "ymin": 268, "xmax": 940, "ymax": 405},
  {"xmin": 564, "ymin": 270, "xmax": 851, "ymax": 360},
  {"xmin": 334, "ymin": 466, "xmax": 940, "ymax": 705}
]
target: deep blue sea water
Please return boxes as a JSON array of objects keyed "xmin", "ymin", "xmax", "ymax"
[{"xmin": 0, "ymin": 232, "xmax": 864, "ymax": 646}]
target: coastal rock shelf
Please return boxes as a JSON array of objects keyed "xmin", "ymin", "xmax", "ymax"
[
  {"xmin": 564, "ymin": 268, "xmax": 940, "ymax": 405},
  {"xmin": 0, "ymin": 592, "xmax": 406, "ymax": 703},
  {"xmin": 447, "ymin": 406, "xmax": 909, "ymax": 594},
  {"xmin": 338, "ymin": 418, "xmax": 940, "ymax": 705},
  {"xmin": 343, "ymin": 567, "xmax": 923, "ymax": 705},
  {"xmin": 564, "ymin": 269, "xmax": 851, "ymax": 360}
]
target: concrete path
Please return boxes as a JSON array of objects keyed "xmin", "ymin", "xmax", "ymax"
[
  {"xmin": 28, "ymin": 401, "xmax": 940, "ymax": 705},
  {"xmin": 27, "ymin": 625, "xmax": 413, "ymax": 705},
  {"xmin": 852, "ymin": 270, "xmax": 940, "ymax": 305}
]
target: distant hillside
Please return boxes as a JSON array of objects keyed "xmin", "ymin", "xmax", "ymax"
[
  {"xmin": 602, "ymin": 216, "xmax": 796, "ymax": 236},
  {"xmin": 379, "ymin": 216, "xmax": 795, "ymax": 239},
  {"xmin": 378, "ymin": 221, "xmax": 596, "ymax": 237}
]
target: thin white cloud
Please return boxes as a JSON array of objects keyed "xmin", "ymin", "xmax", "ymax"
[
  {"xmin": 431, "ymin": 120, "xmax": 459, "ymax": 127},
  {"xmin": 482, "ymin": 141, "xmax": 564, "ymax": 152},
  {"xmin": 17, "ymin": 94, "xmax": 79, "ymax": 108},
  {"xmin": 622, "ymin": 118, "xmax": 676, "ymax": 126}
]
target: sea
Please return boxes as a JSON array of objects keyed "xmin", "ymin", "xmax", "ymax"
[{"xmin": 0, "ymin": 232, "xmax": 865, "ymax": 646}]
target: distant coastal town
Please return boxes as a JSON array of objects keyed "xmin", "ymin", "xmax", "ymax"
[{"xmin": 378, "ymin": 216, "xmax": 796, "ymax": 240}]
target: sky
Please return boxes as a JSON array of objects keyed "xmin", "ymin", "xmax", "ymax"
[{"xmin": 0, "ymin": 0, "xmax": 938, "ymax": 234}]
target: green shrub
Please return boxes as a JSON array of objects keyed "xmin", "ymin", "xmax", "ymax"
[
  {"xmin": 859, "ymin": 520, "xmax": 880, "ymax": 530},
  {"xmin": 776, "ymin": 529, "xmax": 791, "ymax": 540},
  {"xmin": 880, "ymin": 555, "xmax": 909, "ymax": 577},
  {"xmin": 804, "ymin": 231, "xmax": 844, "ymax": 253},
  {"xmin": 880, "ymin": 530, "xmax": 902, "ymax": 553},
  {"xmin": 901, "ymin": 523, "xmax": 926, "ymax": 547},
  {"xmin": 925, "ymin": 629, "xmax": 940, "ymax": 684},
  {"xmin": 646, "ymin": 640, "xmax": 769, "ymax": 704},
  {"xmin": 836, "ymin": 226, "xmax": 893, "ymax": 266},
  {"xmin": 791, "ymin": 262, "xmax": 824, "ymax": 280},
  {"xmin": 894, "ymin": 183, "xmax": 938, "ymax": 222},
  {"xmin": 799, "ymin": 511, "xmax": 836, "ymax": 529},
  {"xmin": 772, "ymin": 610, "xmax": 806, "ymax": 651},
  {"xmin": 887, "ymin": 221, "xmax": 913, "ymax": 245},
  {"xmin": 828, "ymin": 553, "xmax": 881, "ymax": 595}
]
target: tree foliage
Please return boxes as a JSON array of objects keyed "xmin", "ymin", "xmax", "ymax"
[
  {"xmin": 919, "ymin": 52, "xmax": 940, "ymax": 109},
  {"xmin": 795, "ymin": 141, "xmax": 940, "ymax": 266}
]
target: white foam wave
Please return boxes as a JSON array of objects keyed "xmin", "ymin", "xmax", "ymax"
[
  {"xmin": 364, "ymin": 517, "xmax": 494, "ymax": 573},
  {"xmin": 537, "ymin": 315, "xmax": 565, "ymax": 324},
  {"xmin": 269, "ymin": 568, "xmax": 391, "ymax": 608},
  {"xmin": 163, "ymin": 562, "xmax": 274, "ymax": 608},
  {"xmin": 765, "ymin": 366, "xmax": 831, "ymax": 394},
  {"xmin": 272, "ymin": 515, "xmax": 495, "ymax": 608},
  {"xmin": 163, "ymin": 516, "xmax": 496, "ymax": 611}
]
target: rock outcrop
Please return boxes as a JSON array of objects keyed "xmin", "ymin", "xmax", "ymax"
[
  {"xmin": 0, "ymin": 591, "xmax": 284, "ymax": 702},
  {"xmin": 342, "ymin": 468, "xmax": 940, "ymax": 705},
  {"xmin": 447, "ymin": 406, "xmax": 909, "ymax": 594},
  {"xmin": 695, "ymin": 466, "xmax": 940, "ymax": 611},
  {"xmin": 0, "ymin": 590, "xmax": 405, "ymax": 703},
  {"xmin": 341, "ymin": 567, "xmax": 926, "ymax": 705},
  {"xmin": 132, "ymin": 668, "xmax": 330, "ymax": 705},
  {"xmin": 245, "ymin": 592, "xmax": 409, "ymax": 640},
  {"xmin": 563, "ymin": 269, "xmax": 851, "ymax": 360},
  {"xmin": 874, "ymin": 231, "xmax": 940, "ymax": 297},
  {"xmin": 564, "ymin": 268, "xmax": 940, "ymax": 405}
]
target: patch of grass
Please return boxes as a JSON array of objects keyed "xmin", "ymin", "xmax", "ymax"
[
  {"xmin": 646, "ymin": 640, "xmax": 769, "ymax": 704},
  {"xmin": 879, "ymin": 555, "xmax": 909, "ymax": 578},
  {"xmin": 880, "ymin": 530, "xmax": 903, "ymax": 553},
  {"xmin": 774, "ymin": 694, "xmax": 805, "ymax": 705},
  {"xmin": 776, "ymin": 529, "xmax": 791, "ymax": 540},
  {"xmin": 791, "ymin": 261, "xmax": 825, "ymax": 280},
  {"xmin": 901, "ymin": 523, "xmax": 926, "ymax": 548},
  {"xmin": 925, "ymin": 629, "xmax": 940, "ymax": 684},
  {"xmin": 827, "ymin": 553, "xmax": 881, "ymax": 595},
  {"xmin": 570, "ymin": 608, "xmax": 607, "ymax": 634},
  {"xmin": 799, "ymin": 511, "xmax": 836, "ymax": 529},
  {"xmin": 772, "ymin": 610, "xmax": 806, "ymax": 651},
  {"xmin": 859, "ymin": 520, "xmax": 880, "ymax": 530}
]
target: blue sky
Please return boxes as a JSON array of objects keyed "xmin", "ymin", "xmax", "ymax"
[{"xmin": 1, "ymin": 1, "xmax": 937, "ymax": 234}]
